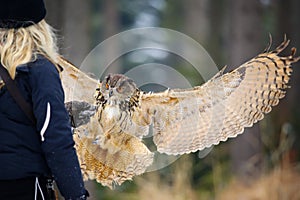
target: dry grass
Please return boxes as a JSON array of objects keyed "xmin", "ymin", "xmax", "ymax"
[
  {"xmin": 216, "ymin": 166, "xmax": 300, "ymax": 200},
  {"xmin": 135, "ymin": 155, "xmax": 198, "ymax": 200},
  {"xmin": 134, "ymin": 156, "xmax": 300, "ymax": 200}
]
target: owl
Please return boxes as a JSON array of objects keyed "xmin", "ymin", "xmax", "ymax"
[{"xmin": 58, "ymin": 38, "xmax": 299, "ymax": 188}]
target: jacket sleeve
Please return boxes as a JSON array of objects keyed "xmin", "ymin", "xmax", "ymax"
[{"xmin": 29, "ymin": 58, "xmax": 87, "ymax": 199}]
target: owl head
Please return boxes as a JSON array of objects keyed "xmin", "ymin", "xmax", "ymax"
[{"xmin": 97, "ymin": 74, "xmax": 137, "ymax": 103}]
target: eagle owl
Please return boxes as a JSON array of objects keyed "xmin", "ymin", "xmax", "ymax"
[{"xmin": 59, "ymin": 38, "xmax": 299, "ymax": 188}]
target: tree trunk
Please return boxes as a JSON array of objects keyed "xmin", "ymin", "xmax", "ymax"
[
  {"xmin": 227, "ymin": 0, "xmax": 264, "ymax": 182},
  {"xmin": 183, "ymin": 0, "xmax": 210, "ymax": 44},
  {"xmin": 61, "ymin": 0, "xmax": 91, "ymax": 66},
  {"xmin": 274, "ymin": 0, "xmax": 300, "ymax": 168},
  {"xmin": 44, "ymin": 0, "xmax": 64, "ymax": 33},
  {"xmin": 101, "ymin": 0, "xmax": 122, "ymax": 74}
]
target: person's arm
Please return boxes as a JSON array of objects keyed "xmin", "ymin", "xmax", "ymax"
[{"xmin": 29, "ymin": 58, "xmax": 88, "ymax": 199}]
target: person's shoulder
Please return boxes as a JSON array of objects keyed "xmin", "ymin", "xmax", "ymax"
[
  {"xmin": 29, "ymin": 55, "xmax": 60, "ymax": 75},
  {"xmin": 31, "ymin": 55, "xmax": 58, "ymax": 70}
]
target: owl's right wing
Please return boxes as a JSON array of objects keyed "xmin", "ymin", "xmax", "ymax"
[
  {"xmin": 132, "ymin": 38, "xmax": 299, "ymax": 155},
  {"xmin": 58, "ymin": 56, "xmax": 99, "ymax": 104}
]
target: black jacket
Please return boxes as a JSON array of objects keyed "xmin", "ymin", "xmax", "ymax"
[{"xmin": 0, "ymin": 56, "xmax": 86, "ymax": 199}]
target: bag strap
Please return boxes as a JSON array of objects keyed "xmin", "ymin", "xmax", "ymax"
[{"xmin": 0, "ymin": 63, "xmax": 36, "ymax": 124}]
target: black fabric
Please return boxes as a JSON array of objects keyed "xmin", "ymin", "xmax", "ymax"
[
  {"xmin": 0, "ymin": 63, "xmax": 36, "ymax": 124},
  {"xmin": 0, "ymin": 177, "xmax": 51, "ymax": 200},
  {"xmin": 0, "ymin": 0, "xmax": 46, "ymax": 29}
]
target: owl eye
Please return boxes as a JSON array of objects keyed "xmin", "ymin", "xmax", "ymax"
[
  {"xmin": 105, "ymin": 83, "xmax": 109, "ymax": 90},
  {"xmin": 116, "ymin": 86, "xmax": 123, "ymax": 93}
]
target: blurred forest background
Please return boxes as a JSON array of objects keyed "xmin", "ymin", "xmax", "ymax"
[{"xmin": 44, "ymin": 0, "xmax": 300, "ymax": 199}]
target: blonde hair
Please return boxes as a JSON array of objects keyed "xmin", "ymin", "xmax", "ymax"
[{"xmin": 0, "ymin": 20, "xmax": 59, "ymax": 79}]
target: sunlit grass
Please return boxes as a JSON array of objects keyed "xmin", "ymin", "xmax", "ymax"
[{"xmin": 217, "ymin": 166, "xmax": 300, "ymax": 200}]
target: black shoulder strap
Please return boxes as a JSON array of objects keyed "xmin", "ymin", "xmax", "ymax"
[{"xmin": 0, "ymin": 64, "xmax": 36, "ymax": 124}]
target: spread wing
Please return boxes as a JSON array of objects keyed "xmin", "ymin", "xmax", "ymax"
[
  {"xmin": 132, "ymin": 38, "xmax": 299, "ymax": 155},
  {"xmin": 58, "ymin": 57, "xmax": 98, "ymax": 104}
]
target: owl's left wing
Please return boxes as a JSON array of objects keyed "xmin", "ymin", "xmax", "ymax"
[{"xmin": 132, "ymin": 38, "xmax": 299, "ymax": 155}]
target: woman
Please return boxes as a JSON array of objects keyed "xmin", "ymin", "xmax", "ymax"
[{"xmin": 0, "ymin": 0, "xmax": 88, "ymax": 199}]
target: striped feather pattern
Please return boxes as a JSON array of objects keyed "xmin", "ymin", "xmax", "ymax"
[{"xmin": 137, "ymin": 38, "xmax": 299, "ymax": 155}]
